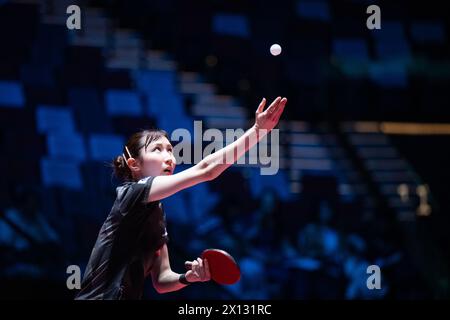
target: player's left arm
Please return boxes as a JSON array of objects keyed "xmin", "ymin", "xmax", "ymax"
[{"xmin": 151, "ymin": 244, "xmax": 210, "ymax": 293}]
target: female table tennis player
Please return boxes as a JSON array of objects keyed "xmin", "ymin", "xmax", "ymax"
[{"xmin": 75, "ymin": 97, "xmax": 287, "ymax": 299}]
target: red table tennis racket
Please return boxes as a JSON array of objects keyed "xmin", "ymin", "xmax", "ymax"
[{"xmin": 201, "ymin": 249, "xmax": 241, "ymax": 285}]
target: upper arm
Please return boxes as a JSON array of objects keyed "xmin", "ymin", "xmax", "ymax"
[{"xmin": 148, "ymin": 162, "xmax": 210, "ymax": 202}]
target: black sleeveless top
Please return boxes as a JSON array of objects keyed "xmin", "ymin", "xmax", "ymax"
[{"xmin": 76, "ymin": 176, "xmax": 169, "ymax": 300}]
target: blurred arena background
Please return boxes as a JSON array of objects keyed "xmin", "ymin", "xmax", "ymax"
[{"xmin": 0, "ymin": 0, "xmax": 449, "ymax": 299}]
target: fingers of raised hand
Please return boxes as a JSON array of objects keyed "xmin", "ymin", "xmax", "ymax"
[
  {"xmin": 273, "ymin": 97, "xmax": 287, "ymax": 121},
  {"xmin": 265, "ymin": 96, "xmax": 282, "ymax": 116},
  {"xmin": 256, "ymin": 98, "xmax": 266, "ymax": 114}
]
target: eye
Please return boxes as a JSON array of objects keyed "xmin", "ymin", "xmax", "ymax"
[
  {"xmin": 153, "ymin": 146, "xmax": 162, "ymax": 152},
  {"xmin": 167, "ymin": 147, "xmax": 173, "ymax": 153}
]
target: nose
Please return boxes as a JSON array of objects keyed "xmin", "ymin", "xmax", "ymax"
[
  {"xmin": 163, "ymin": 152, "xmax": 176, "ymax": 166},
  {"xmin": 164, "ymin": 158, "xmax": 172, "ymax": 166}
]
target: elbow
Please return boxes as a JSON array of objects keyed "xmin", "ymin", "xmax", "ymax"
[
  {"xmin": 152, "ymin": 277, "xmax": 166, "ymax": 294},
  {"xmin": 198, "ymin": 159, "xmax": 218, "ymax": 182},
  {"xmin": 205, "ymin": 165, "xmax": 222, "ymax": 181},
  {"xmin": 202, "ymin": 166, "xmax": 216, "ymax": 181},
  {"xmin": 153, "ymin": 282, "xmax": 169, "ymax": 294},
  {"xmin": 152, "ymin": 281, "xmax": 162, "ymax": 294},
  {"xmin": 154, "ymin": 285, "xmax": 162, "ymax": 294},
  {"xmin": 154, "ymin": 286, "xmax": 167, "ymax": 294}
]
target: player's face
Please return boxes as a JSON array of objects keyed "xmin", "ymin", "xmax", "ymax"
[{"xmin": 139, "ymin": 136, "xmax": 176, "ymax": 177}]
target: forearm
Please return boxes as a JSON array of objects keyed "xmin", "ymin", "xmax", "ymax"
[
  {"xmin": 200, "ymin": 125, "xmax": 266, "ymax": 180},
  {"xmin": 154, "ymin": 270, "xmax": 187, "ymax": 294}
]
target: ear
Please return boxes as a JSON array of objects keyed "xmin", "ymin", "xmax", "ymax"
[{"xmin": 126, "ymin": 157, "xmax": 141, "ymax": 173}]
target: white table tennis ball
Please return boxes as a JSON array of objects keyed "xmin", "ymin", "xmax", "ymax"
[{"xmin": 270, "ymin": 44, "xmax": 282, "ymax": 56}]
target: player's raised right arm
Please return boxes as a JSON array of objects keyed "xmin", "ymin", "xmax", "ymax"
[{"xmin": 148, "ymin": 97, "xmax": 287, "ymax": 202}]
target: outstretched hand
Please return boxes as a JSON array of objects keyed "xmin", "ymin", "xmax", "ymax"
[
  {"xmin": 254, "ymin": 96, "xmax": 287, "ymax": 132},
  {"xmin": 184, "ymin": 257, "xmax": 211, "ymax": 283}
]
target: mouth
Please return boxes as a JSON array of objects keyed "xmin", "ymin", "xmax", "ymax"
[{"xmin": 163, "ymin": 168, "xmax": 172, "ymax": 175}]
